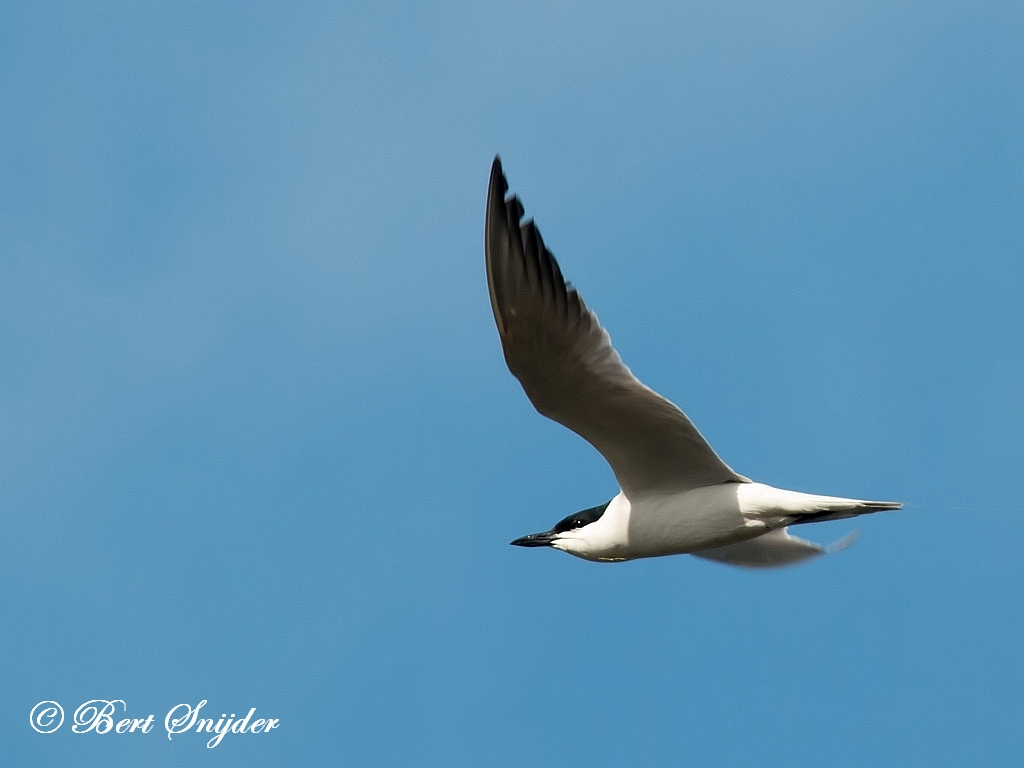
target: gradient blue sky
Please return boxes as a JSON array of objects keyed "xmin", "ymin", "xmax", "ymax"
[{"xmin": 2, "ymin": 3, "xmax": 1021, "ymax": 766}]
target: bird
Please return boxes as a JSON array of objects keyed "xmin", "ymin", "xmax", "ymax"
[{"xmin": 485, "ymin": 156, "xmax": 901, "ymax": 568}]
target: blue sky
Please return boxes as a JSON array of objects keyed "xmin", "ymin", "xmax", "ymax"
[{"xmin": 1, "ymin": 2, "xmax": 1021, "ymax": 766}]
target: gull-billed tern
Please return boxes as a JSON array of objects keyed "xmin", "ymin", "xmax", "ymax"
[{"xmin": 486, "ymin": 157, "xmax": 901, "ymax": 568}]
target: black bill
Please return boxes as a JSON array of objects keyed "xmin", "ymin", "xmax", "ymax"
[{"xmin": 510, "ymin": 531, "xmax": 557, "ymax": 547}]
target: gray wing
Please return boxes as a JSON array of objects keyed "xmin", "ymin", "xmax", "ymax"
[
  {"xmin": 485, "ymin": 157, "xmax": 747, "ymax": 496},
  {"xmin": 690, "ymin": 527, "xmax": 859, "ymax": 568}
]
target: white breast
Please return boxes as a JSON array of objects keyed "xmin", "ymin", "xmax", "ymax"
[{"xmin": 607, "ymin": 484, "xmax": 768, "ymax": 560}]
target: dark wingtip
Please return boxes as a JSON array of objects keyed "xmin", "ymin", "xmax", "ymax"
[
  {"xmin": 490, "ymin": 155, "xmax": 507, "ymax": 195},
  {"xmin": 508, "ymin": 195, "xmax": 524, "ymax": 222}
]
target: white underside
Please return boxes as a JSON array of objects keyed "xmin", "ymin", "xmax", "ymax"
[{"xmin": 552, "ymin": 482, "xmax": 889, "ymax": 565}]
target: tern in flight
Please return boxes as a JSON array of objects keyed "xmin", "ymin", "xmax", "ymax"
[{"xmin": 486, "ymin": 157, "xmax": 900, "ymax": 568}]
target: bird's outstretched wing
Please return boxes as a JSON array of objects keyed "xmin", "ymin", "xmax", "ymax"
[
  {"xmin": 690, "ymin": 527, "xmax": 859, "ymax": 568},
  {"xmin": 485, "ymin": 157, "xmax": 747, "ymax": 495}
]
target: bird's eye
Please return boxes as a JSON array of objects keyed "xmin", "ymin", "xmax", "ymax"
[{"xmin": 574, "ymin": 518, "xmax": 585, "ymax": 528}]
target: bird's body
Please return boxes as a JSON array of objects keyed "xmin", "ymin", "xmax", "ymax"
[
  {"xmin": 539, "ymin": 484, "xmax": 898, "ymax": 564},
  {"xmin": 485, "ymin": 157, "xmax": 900, "ymax": 568}
]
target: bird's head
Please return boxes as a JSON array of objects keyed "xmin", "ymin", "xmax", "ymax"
[{"xmin": 510, "ymin": 500, "xmax": 617, "ymax": 560}]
